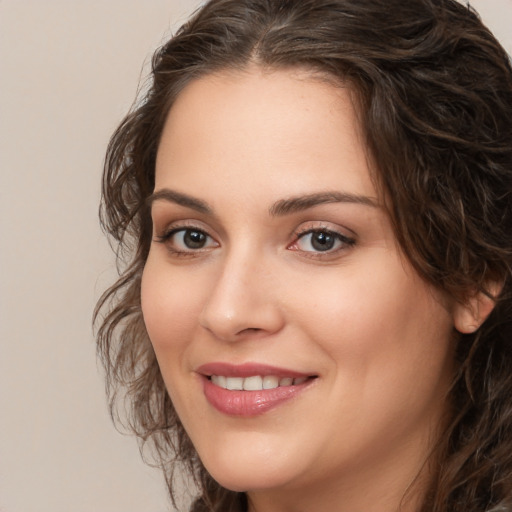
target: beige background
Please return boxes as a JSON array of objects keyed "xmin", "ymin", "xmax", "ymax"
[{"xmin": 1, "ymin": 1, "xmax": 511, "ymax": 511}]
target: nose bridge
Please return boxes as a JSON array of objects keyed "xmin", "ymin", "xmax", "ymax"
[{"xmin": 199, "ymin": 243, "xmax": 283, "ymax": 341}]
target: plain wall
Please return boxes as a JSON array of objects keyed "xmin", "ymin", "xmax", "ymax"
[
  {"xmin": 0, "ymin": 2, "xmax": 202, "ymax": 512},
  {"xmin": 1, "ymin": 1, "xmax": 511, "ymax": 511}
]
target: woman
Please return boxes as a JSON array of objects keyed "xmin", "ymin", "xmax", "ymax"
[{"xmin": 95, "ymin": 0, "xmax": 512, "ymax": 511}]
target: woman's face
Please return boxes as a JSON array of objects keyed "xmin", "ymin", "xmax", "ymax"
[{"xmin": 142, "ymin": 68, "xmax": 457, "ymax": 506}]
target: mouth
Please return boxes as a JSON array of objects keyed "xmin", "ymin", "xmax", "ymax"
[
  {"xmin": 197, "ymin": 363, "xmax": 318, "ymax": 417},
  {"xmin": 208, "ymin": 374, "xmax": 311, "ymax": 390}
]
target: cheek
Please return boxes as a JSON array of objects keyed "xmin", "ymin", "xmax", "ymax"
[
  {"xmin": 307, "ymin": 255, "xmax": 450, "ymax": 341},
  {"xmin": 288, "ymin": 261, "xmax": 455, "ymax": 459},
  {"xmin": 289, "ymin": 256, "xmax": 455, "ymax": 397},
  {"xmin": 140, "ymin": 260, "xmax": 207, "ymax": 421},
  {"xmin": 140, "ymin": 260, "xmax": 202, "ymax": 359}
]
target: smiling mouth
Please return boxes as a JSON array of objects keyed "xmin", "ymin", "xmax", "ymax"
[
  {"xmin": 197, "ymin": 363, "xmax": 318, "ymax": 415},
  {"xmin": 202, "ymin": 373, "xmax": 317, "ymax": 416},
  {"xmin": 209, "ymin": 375, "xmax": 313, "ymax": 391}
]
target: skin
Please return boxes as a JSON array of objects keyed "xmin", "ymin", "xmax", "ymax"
[{"xmin": 141, "ymin": 67, "xmax": 474, "ymax": 512}]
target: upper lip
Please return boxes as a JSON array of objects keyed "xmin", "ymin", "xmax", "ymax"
[{"xmin": 196, "ymin": 362, "xmax": 315, "ymax": 379}]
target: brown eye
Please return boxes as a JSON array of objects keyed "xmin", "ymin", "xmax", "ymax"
[
  {"xmin": 309, "ymin": 231, "xmax": 336, "ymax": 251},
  {"xmin": 182, "ymin": 229, "xmax": 208, "ymax": 249},
  {"xmin": 156, "ymin": 227, "xmax": 218, "ymax": 253},
  {"xmin": 294, "ymin": 229, "xmax": 355, "ymax": 253}
]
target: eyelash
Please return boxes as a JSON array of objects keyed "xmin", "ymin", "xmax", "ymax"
[
  {"xmin": 154, "ymin": 224, "xmax": 356, "ymax": 258},
  {"xmin": 290, "ymin": 227, "xmax": 356, "ymax": 257},
  {"xmin": 154, "ymin": 224, "xmax": 217, "ymax": 256}
]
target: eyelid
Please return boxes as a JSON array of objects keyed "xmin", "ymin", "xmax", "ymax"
[
  {"xmin": 155, "ymin": 226, "xmax": 214, "ymax": 243},
  {"xmin": 154, "ymin": 221, "xmax": 220, "ymax": 254},
  {"xmin": 288, "ymin": 222, "xmax": 356, "ymax": 256},
  {"xmin": 154, "ymin": 218, "xmax": 214, "ymax": 238}
]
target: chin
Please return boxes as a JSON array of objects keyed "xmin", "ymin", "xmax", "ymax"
[
  {"xmin": 208, "ymin": 470, "xmax": 288, "ymax": 494},
  {"xmin": 200, "ymin": 449, "xmax": 299, "ymax": 493}
]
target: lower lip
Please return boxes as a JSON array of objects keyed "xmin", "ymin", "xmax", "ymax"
[{"xmin": 202, "ymin": 377, "xmax": 313, "ymax": 417}]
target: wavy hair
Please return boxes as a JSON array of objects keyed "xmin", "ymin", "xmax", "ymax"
[{"xmin": 95, "ymin": 0, "xmax": 512, "ymax": 510}]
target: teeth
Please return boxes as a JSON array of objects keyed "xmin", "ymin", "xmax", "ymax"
[
  {"xmin": 243, "ymin": 376, "xmax": 263, "ymax": 391},
  {"xmin": 211, "ymin": 375, "xmax": 226, "ymax": 388},
  {"xmin": 226, "ymin": 377, "xmax": 244, "ymax": 390},
  {"xmin": 263, "ymin": 375, "xmax": 279, "ymax": 389},
  {"xmin": 210, "ymin": 375, "xmax": 309, "ymax": 391}
]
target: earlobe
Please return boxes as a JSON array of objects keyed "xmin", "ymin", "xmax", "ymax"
[{"xmin": 453, "ymin": 283, "xmax": 502, "ymax": 334}]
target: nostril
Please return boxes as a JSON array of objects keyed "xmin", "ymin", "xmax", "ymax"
[{"xmin": 238, "ymin": 327, "xmax": 263, "ymax": 335}]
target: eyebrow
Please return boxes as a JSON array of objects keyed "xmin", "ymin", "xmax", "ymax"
[
  {"xmin": 147, "ymin": 188, "xmax": 212, "ymax": 214},
  {"xmin": 147, "ymin": 188, "xmax": 378, "ymax": 216},
  {"xmin": 269, "ymin": 191, "xmax": 379, "ymax": 216}
]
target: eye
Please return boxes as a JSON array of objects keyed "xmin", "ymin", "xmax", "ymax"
[
  {"xmin": 155, "ymin": 227, "xmax": 218, "ymax": 254},
  {"xmin": 291, "ymin": 229, "xmax": 355, "ymax": 254}
]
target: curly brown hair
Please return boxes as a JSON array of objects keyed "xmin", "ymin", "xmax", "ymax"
[{"xmin": 95, "ymin": 0, "xmax": 512, "ymax": 510}]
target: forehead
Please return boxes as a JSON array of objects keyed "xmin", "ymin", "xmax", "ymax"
[{"xmin": 155, "ymin": 67, "xmax": 376, "ymax": 204}]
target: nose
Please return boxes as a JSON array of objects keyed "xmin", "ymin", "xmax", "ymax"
[{"xmin": 199, "ymin": 250, "xmax": 285, "ymax": 342}]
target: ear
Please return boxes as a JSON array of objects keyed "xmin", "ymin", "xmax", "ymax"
[{"xmin": 453, "ymin": 282, "xmax": 502, "ymax": 334}]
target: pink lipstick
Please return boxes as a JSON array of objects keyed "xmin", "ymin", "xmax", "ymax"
[{"xmin": 197, "ymin": 363, "xmax": 316, "ymax": 416}]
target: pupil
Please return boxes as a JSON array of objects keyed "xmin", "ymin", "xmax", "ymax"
[
  {"xmin": 184, "ymin": 230, "xmax": 206, "ymax": 249},
  {"xmin": 312, "ymin": 232, "xmax": 335, "ymax": 251}
]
